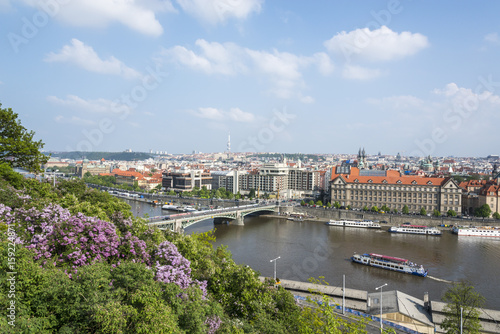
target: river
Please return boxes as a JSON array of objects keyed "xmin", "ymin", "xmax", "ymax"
[{"xmin": 125, "ymin": 199, "xmax": 500, "ymax": 310}]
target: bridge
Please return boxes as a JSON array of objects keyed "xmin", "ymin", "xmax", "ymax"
[{"xmin": 146, "ymin": 203, "xmax": 279, "ymax": 232}]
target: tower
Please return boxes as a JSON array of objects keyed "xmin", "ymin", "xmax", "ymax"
[{"xmin": 227, "ymin": 132, "xmax": 231, "ymax": 155}]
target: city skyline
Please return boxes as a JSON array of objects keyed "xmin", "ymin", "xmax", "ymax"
[{"xmin": 1, "ymin": 1, "xmax": 500, "ymax": 156}]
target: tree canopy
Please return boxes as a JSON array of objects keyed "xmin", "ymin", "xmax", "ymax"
[
  {"xmin": 0, "ymin": 103, "xmax": 48, "ymax": 172},
  {"xmin": 441, "ymin": 281, "xmax": 484, "ymax": 334}
]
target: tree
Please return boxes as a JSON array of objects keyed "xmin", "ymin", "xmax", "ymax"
[
  {"xmin": 308, "ymin": 200, "xmax": 314, "ymax": 206},
  {"xmin": 316, "ymin": 200, "xmax": 323, "ymax": 206},
  {"xmin": 420, "ymin": 207, "xmax": 427, "ymax": 216},
  {"xmin": 380, "ymin": 205, "xmax": 390, "ymax": 212},
  {"xmin": 301, "ymin": 200, "xmax": 306, "ymax": 206},
  {"xmin": 362, "ymin": 206, "xmax": 369, "ymax": 211},
  {"xmin": 371, "ymin": 206, "xmax": 379, "ymax": 212},
  {"xmin": 433, "ymin": 209, "xmax": 441, "ymax": 217},
  {"xmin": 447, "ymin": 209, "xmax": 457, "ymax": 217},
  {"xmin": 393, "ymin": 208, "xmax": 398, "ymax": 214},
  {"xmin": 333, "ymin": 201, "xmax": 340, "ymax": 209},
  {"xmin": 402, "ymin": 205, "xmax": 409, "ymax": 214},
  {"xmin": 0, "ymin": 103, "xmax": 49, "ymax": 172},
  {"xmin": 441, "ymin": 281, "xmax": 485, "ymax": 334},
  {"xmin": 248, "ymin": 188, "xmax": 256, "ymax": 199},
  {"xmin": 474, "ymin": 204, "xmax": 492, "ymax": 218},
  {"xmin": 493, "ymin": 212, "xmax": 500, "ymax": 220},
  {"xmin": 326, "ymin": 202, "xmax": 332, "ymax": 208}
]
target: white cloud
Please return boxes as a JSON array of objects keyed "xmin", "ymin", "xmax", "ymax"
[
  {"xmin": 190, "ymin": 107, "xmax": 255, "ymax": 122},
  {"xmin": 324, "ymin": 26, "xmax": 429, "ymax": 63},
  {"xmin": 484, "ymin": 32, "xmax": 499, "ymax": 44},
  {"xmin": 176, "ymin": 0, "xmax": 262, "ymax": 25},
  {"xmin": 342, "ymin": 65, "xmax": 381, "ymax": 80},
  {"xmin": 367, "ymin": 95, "xmax": 425, "ymax": 111},
  {"xmin": 19, "ymin": 0, "xmax": 172, "ymax": 36},
  {"xmin": 47, "ymin": 95, "xmax": 132, "ymax": 115},
  {"xmin": 433, "ymin": 82, "xmax": 500, "ymax": 107},
  {"xmin": 45, "ymin": 39, "xmax": 142, "ymax": 79},
  {"xmin": 161, "ymin": 39, "xmax": 333, "ymax": 100}
]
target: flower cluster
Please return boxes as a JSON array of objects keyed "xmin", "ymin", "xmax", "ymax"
[{"xmin": 204, "ymin": 315, "xmax": 222, "ymax": 334}]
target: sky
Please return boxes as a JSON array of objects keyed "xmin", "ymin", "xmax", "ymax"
[{"xmin": 1, "ymin": 0, "xmax": 500, "ymax": 157}]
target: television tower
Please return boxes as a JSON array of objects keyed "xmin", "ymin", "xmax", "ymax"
[{"xmin": 227, "ymin": 132, "xmax": 231, "ymax": 157}]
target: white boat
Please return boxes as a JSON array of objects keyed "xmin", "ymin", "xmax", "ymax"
[
  {"xmin": 452, "ymin": 226, "xmax": 500, "ymax": 237},
  {"xmin": 162, "ymin": 204, "xmax": 178, "ymax": 210},
  {"xmin": 326, "ymin": 219, "xmax": 381, "ymax": 229},
  {"xmin": 389, "ymin": 224, "xmax": 442, "ymax": 236},
  {"xmin": 352, "ymin": 253, "xmax": 428, "ymax": 277}
]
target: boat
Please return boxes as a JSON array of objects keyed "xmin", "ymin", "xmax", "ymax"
[
  {"xmin": 389, "ymin": 224, "xmax": 442, "ymax": 236},
  {"xmin": 351, "ymin": 253, "xmax": 428, "ymax": 277},
  {"xmin": 452, "ymin": 226, "xmax": 500, "ymax": 237},
  {"xmin": 326, "ymin": 219, "xmax": 381, "ymax": 229},
  {"xmin": 162, "ymin": 204, "xmax": 178, "ymax": 210},
  {"xmin": 288, "ymin": 216, "xmax": 304, "ymax": 222}
]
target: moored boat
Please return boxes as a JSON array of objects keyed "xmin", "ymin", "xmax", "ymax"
[
  {"xmin": 388, "ymin": 224, "xmax": 442, "ymax": 236},
  {"xmin": 452, "ymin": 226, "xmax": 500, "ymax": 237},
  {"xmin": 326, "ymin": 219, "xmax": 381, "ymax": 229},
  {"xmin": 351, "ymin": 253, "xmax": 428, "ymax": 277}
]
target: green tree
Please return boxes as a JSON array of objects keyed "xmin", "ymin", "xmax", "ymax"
[
  {"xmin": 301, "ymin": 200, "xmax": 306, "ymax": 206},
  {"xmin": 474, "ymin": 204, "xmax": 492, "ymax": 218},
  {"xmin": 316, "ymin": 200, "xmax": 323, "ymax": 206},
  {"xmin": 346, "ymin": 205, "xmax": 351, "ymax": 210},
  {"xmin": 333, "ymin": 201, "xmax": 340, "ymax": 209},
  {"xmin": 441, "ymin": 281, "xmax": 485, "ymax": 334},
  {"xmin": 493, "ymin": 212, "xmax": 500, "ymax": 220},
  {"xmin": 447, "ymin": 209, "xmax": 457, "ymax": 217},
  {"xmin": 371, "ymin": 206, "xmax": 379, "ymax": 212},
  {"xmin": 326, "ymin": 202, "xmax": 332, "ymax": 208},
  {"xmin": 402, "ymin": 205, "xmax": 409, "ymax": 214},
  {"xmin": 248, "ymin": 188, "xmax": 256, "ymax": 199},
  {"xmin": 420, "ymin": 207, "xmax": 427, "ymax": 216},
  {"xmin": 0, "ymin": 103, "xmax": 49, "ymax": 172},
  {"xmin": 362, "ymin": 205, "xmax": 369, "ymax": 211},
  {"xmin": 433, "ymin": 209, "xmax": 441, "ymax": 217},
  {"xmin": 308, "ymin": 200, "xmax": 314, "ymax": 206},
  {"xmin": 380, "ymin": 205, "xmax": 390, "ymax": 212},
  {"xmin": 393, "ymin": 208, "xmax": 398, "ymax": 214}
]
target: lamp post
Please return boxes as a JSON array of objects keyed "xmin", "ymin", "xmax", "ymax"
[
  {"xmin": 375, "ymin": 283, "xmax": 388, "ymax": 333},
  {"xmin": 270, "ymin": 256, "xmax": 280, "ymax": 283},
  {"xmin": 53, "ymin": 169, "xmax": 59, "ymax": 187}
]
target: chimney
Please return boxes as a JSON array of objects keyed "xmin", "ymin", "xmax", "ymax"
[{"xmin": 424, "ymin": 292, "xmax": 429, "ymax": 310}]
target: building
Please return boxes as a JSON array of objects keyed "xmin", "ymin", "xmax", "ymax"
[
  {"xmin": 75, "ymin": 159, "xmax": 109, "ymax": 177},
  {"xmin": 112, "ymin": 169, "xmax": 147, "ymax": 188},
  {"xmin": 330, "ymin": 166, "xmax": 462, "ymax": 214},
  {"xmin": 162, "ymin": 169, "xmax": 212, "ymax": 192},
  {"xmin": 211, "ymin": 170, "xmax": 246, "ymax": 194}
]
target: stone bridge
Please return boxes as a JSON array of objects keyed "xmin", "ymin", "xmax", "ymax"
[{"xmin": 146, "ymin": 204, "xmax": 278, "ymax": 232}]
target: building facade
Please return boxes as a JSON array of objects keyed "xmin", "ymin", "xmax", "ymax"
[
  {"xmin": 330, "ymin": 166, "xmax": 462, "ymax": 214},
  {"xmin": 162, "ymin": 169, "xmax": 212, "ymax": 192}
]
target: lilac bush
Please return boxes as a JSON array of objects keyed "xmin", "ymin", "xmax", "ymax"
[{"xmin": 205, "ymin": 315, "xmax": 222, "ymax": 334}]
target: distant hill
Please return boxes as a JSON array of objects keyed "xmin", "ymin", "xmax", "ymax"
[{"xmin": 48, "ymin": 151, "xmax": 153, "ymax": 161}]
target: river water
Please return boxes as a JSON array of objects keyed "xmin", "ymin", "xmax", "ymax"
[{"xmin": 126, "ymin": 200, "xmax": 500, "ymax": 310}]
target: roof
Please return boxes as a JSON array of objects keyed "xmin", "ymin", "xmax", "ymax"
[{"xmin": 331, "ymin": 167, "xmax": 449, "ymax": 186}]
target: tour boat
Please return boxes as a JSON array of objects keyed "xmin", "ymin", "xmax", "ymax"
[
  {"xmin": 388, "ymin": 224, "xmax": 442, "ymax": 236},
  {"xmin": 351, "ymin": 253, "xmax": 428, "ymax": 277},
  {"xmin": 326, "ymin": 219, "xmax": 381, "ymax": 229},
  {"xmin": 452, "ymin": 226, "xmax": 500, "ymax": 237},
  {"xmin": 162, "ymin": 204, "xmax": 178, "ymax": 210}
]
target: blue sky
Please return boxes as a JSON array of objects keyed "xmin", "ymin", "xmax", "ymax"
[{"xmin": 1, "ymin": 0, "xmax": 500, "ymax": 157}]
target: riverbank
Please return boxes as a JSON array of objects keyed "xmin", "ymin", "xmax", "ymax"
[{"xmin": 263, "ymin": 277, "xmax": 500, "ymax": 334}]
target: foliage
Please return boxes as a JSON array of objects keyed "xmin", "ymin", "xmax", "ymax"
[
  {"xmin": 0, "ymin": 104, "xmax": 49, "ymax": 172},
  {"xmin": 316, "ymin": 200, "xmax": 323, "ymax": 206},
  {"xmin": 420, "ymin": 207, "xmax": 427, "ymax": 216},
  {"xmin": 301, "ymin": 200, "xmax": 306, "ymax": 206},
  {"xmin": 493, "ymin": 212, "xmax": 500, "ymax": 220},
  {"xmin": 326, "ymin": 202, "xmax": 332, "ymax": 208},
  {"xmin": 248, "ymin": 188, "xmax": 256, "ymax": 199},
  {"xmin": 308, "ymin": 200, "xmax": 314, "ymax": 206},
  {"xmin": 447, "ymin": 209, "xmax": 457, "ymax": 217},
  {"xmin": 441, "ymin": 281, "xmax": 485, "ymax": 334},
  {"xmin": 380, "ymin": 205, "xmax": 390, "ymax": 212},
  {"xmin": 402, "ymin": 205, "xmax": 409, "ymax": 214},
  {"xmin": 433, "ymin": 209, "xmax": 441, "ymax": 217},
  {"xmin": 362, "ymin": 206, "xmax": 369, "ymax": 212},
  {"xmin": 474, "ymin": 204, "xmax": 492, "ymax": 218},
  {"xmin": 333, "ymin": 201, "xmax": 340, "ymax": 209},
  {"xmin": 371, "ymin": 206, "xmax": 379, "ymax": 212},
  {"xmin": 392, "ymin": 208, "xmax": 398, "ymax": 214}
]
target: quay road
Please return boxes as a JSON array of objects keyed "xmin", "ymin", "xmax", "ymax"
[{"xmin": 146, "ymin": 203, "xmax": 279, "ymax": 232}]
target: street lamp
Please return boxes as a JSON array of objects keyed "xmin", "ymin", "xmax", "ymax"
[
  {"xmin": 270, "ymin": 256, "xmax": 281, "ymax": 283},
  {"xmin": 375, "ymin": 283, "xmax": 388, "ymax": 333},
  {"xmin": 53, "ymin": 169, "xmax": 59, "ymax": 187}
]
